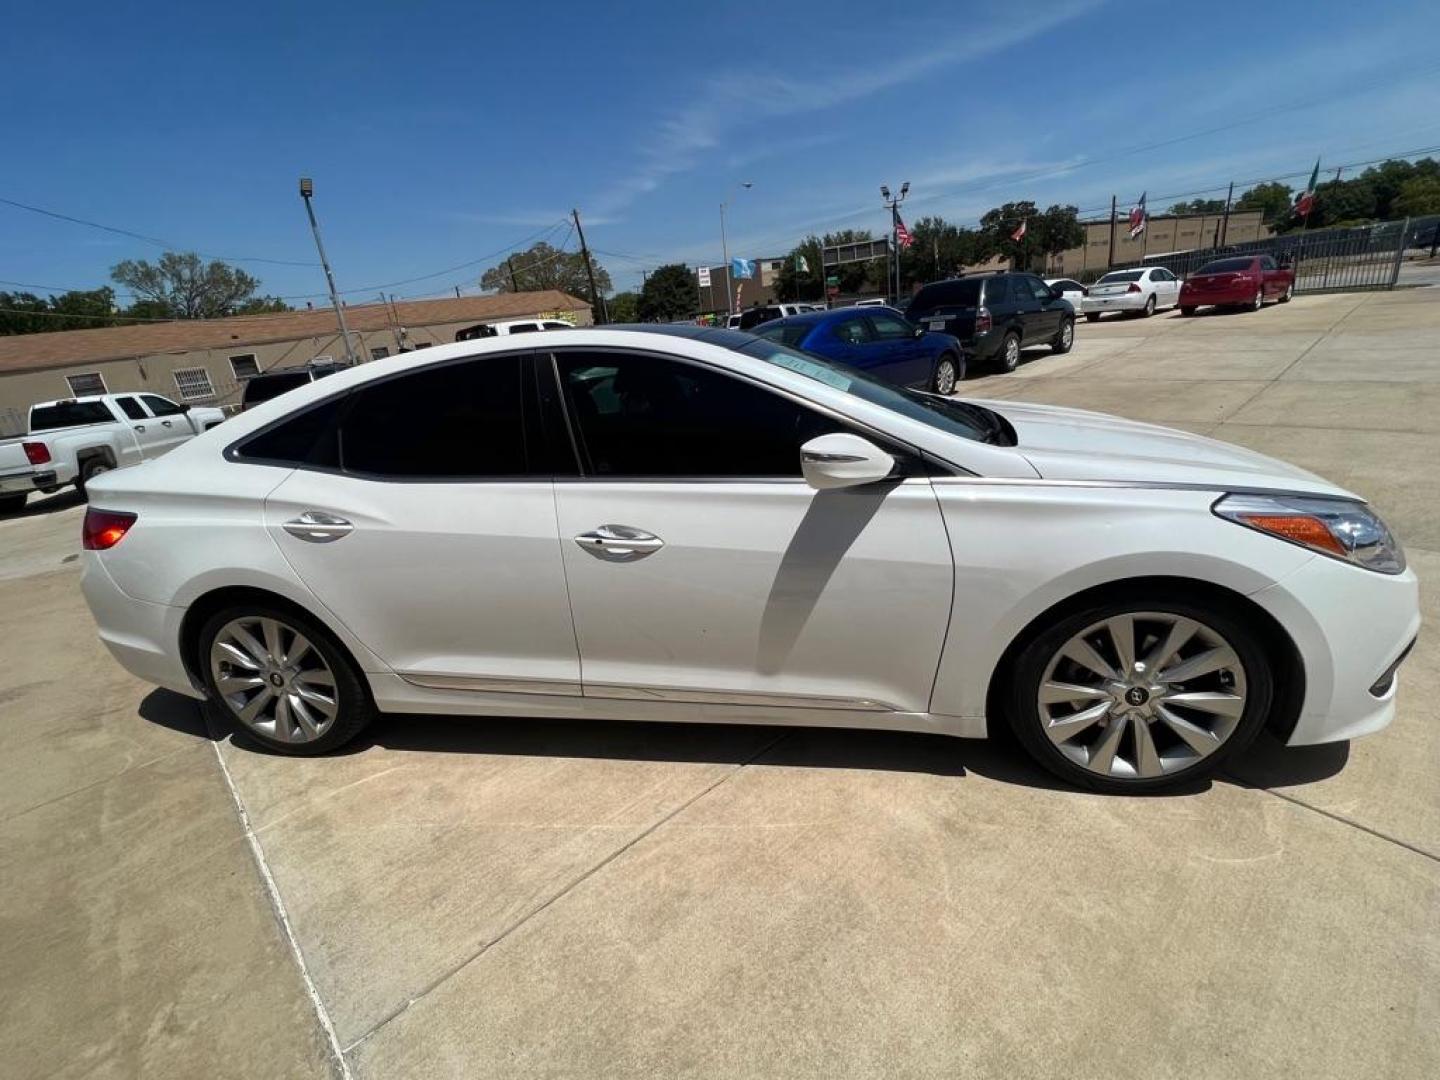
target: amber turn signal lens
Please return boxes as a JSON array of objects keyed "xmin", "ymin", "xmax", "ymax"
[{"xmin": 1238, "ymin": 513, "xmax": 1346, "ymax": 556}]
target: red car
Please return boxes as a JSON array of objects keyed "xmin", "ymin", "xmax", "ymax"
[{"xmin": 1179, "ymin": 255, "xmax": 1294, "ymax": 315}]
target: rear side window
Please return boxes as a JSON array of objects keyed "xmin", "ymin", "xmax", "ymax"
[
  {"xmin": 30, "ymin": 401, "xmax": 115, "ymax": 431},
  {"xmin": 236, "ymin": 398, "xmax": 343, "ymax": 468},
  {"xmin": 906, "ymin": 279, "xmax": 981, "ymax": 318},
  {"xmin": 982, "ymin": 277, "xmax": 1011, "ymax": 305},
  {"xmin": 242, "ymin": 371, "xmax": 312, "ymax": 406},
  {"xmin": 339, "ymin": 355, "xmax": 528, "ymax": 478},
  {"xmin": 115, "ymin": 397, "xmax": 147, "ymax": 420}
]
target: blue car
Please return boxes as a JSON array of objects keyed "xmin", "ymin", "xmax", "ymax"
[{"xmin": 753, "ymin": 306, "xmax": 965, "ymax": 394}]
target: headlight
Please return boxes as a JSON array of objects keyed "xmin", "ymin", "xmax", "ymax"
[{"xmin": 1213, "ymin": 493, "xmax": 1405, "ymax": 574}]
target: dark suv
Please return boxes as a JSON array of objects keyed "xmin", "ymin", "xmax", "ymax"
[
  {"xmin": 239, "ymin": 360, "xmax": 349, "ymax": 411},
  {"xmin": 904, "ymin": 272, "xmax": 1074, "ymax": 373}
]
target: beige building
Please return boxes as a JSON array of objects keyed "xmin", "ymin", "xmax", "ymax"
[
  {"xmin": 0, "ymin": 291, "xmax": 592, "ymax": 435},
  {"xmin": 1046, "ymin": 210, "xmax": 1271, "ymax": 277}
]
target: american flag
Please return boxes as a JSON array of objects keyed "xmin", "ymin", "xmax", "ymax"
[
  {"xmin": 896, "ymin": 216, "xmax": 913, "ymax": 248},
  {"xmin": 1011, "ymin": 219, "xmax": 1027, "ymax": 242},
  {"xmin": 1128, "ymin": 192, "xmax": 1147, "ymax": 239}
]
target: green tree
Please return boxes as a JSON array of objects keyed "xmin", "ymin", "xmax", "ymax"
[
  {"xmin": 110, "ymin": 252, "xmax": 278, "ymax": 319},
  {"xmin": 480, "ymin": 242, "xmax": 612, "ymax": 300},
  {"xmin": 774, "ymin": 236, "xmax": 825, "ymax": 302},
  {"xmin": 0, "ymin": 288, "xmax": 125, "ymax": 335},
  {"xmin": 607, "ymin": 290, "xmax": 639, "ymax": 322},
  {"xmin": 0, "ymin": 291, "xmax": 53, "ymax": 335},
  {"xmin": 1393, "ymin": 176, "xmax": 1440, "ymax": 218},
  {"xmin": 774, "ymin": 230, "xmax": 884, "ymax": 301},
  {"xmin": 978, "ymin": 202, "xmax": 1082, "ymax": 271},
  {"xmin": 637, "ymin": 263, "xmax": 698, "ymax": 322},
  {"xmin": 901, "ymin": 217, "xmax": 985, "ymax": 289},
  {"xmin": 1235, "ymin": 181, "xmax": 1294, "ymax": 224},
  {"xmin": 235, "ymin": 295, "xmax": 290, "ymax": 315},
  {"xmin": 1168, "ymin": 198, "xmax": 1227, "ymax": 215}
]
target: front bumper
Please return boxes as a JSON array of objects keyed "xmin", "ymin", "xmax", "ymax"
[
  {"xmin": 80, "ymin": 554, "xmax": 204, "ymax": 700},
  {"xmin": 1250, "ymin": 554, "xmax": 1421, "ymax": 745}
]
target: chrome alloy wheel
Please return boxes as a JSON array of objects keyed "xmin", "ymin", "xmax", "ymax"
[
  {"xmin": 1036, "ymin": 612, "xmax": 1247, "ymax": 780},
  {"xmin": 209, "ymin": 616, "xmax": 339, "ymax": 743},
  {"xmin": 935, "ymin": 357, "xmax": 958, "ymax": 395},
  {"xmin": 1003, "ymin": 334, "xmax": 1020, "ymax": 370},
  {"xmin": 1059, "ymin": 320, "xmax": 1073, "ymax": 349}
]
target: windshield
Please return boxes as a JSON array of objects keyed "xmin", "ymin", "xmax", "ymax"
[
  {"xmin": 1097, "ymin": 271, "xmax": 1144, "ymax": 283},
  {"xmin": 756, "ymin": 322, "xmax": 812, "ymax": 348},
  {"xmin": 1196, "ymin": 257, "xmax": 1255, "ymax": 274},
  {"xmin": 734, "ymin": 338, "xmax": 1013, "ymax": 446},
  {"xmin": 30, "ymin": 401, "xmax": 115, "ymax": 431}
]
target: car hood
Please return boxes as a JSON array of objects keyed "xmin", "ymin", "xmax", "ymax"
[{"xmin": 978, "ymin": 398, "xmax": 1353, "ymax": 497}]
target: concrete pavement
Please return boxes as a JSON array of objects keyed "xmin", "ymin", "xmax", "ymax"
[{"xmin": 2, "ymin": 288, "xmax": 1437, "ymax": 1078}]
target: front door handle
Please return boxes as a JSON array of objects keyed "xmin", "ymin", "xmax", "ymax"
[
  {"xmin": 574, "ymin": 524, "xmax": 664, "ymax": 561},
  {"xmin": 135, "ymin": 424, "xmax": 146, "ymax": 432},
  {"xmin": 283, "ymin": 511, "xmax": 354, "ymax": 543},
  {"xmin": 161, "ymin": 420, "xmax": 174, "ymax": 427}
]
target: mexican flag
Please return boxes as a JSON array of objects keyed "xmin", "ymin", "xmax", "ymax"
[
  {"xmin": 1294, "ymin": 159, "xmax": 1320, "ymax": 218},
  {"xmin": 1011, "ymin": 219, "xmax": 1027, "ymax": 242}
]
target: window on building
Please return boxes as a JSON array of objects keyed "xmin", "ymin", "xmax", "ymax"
[
  {"xmin": 172, "ymin": 367, "xmax": 216, "ymax": 401},
  {"xmin": 370, "ymin": 346, "xmax": 390, "ymax": 361},
  {"xmin": 65, "ymin": 372, "xmax": 107, "ymax": 397},
  {"xmin": 229, "ymin": 354, "xmax": 260, "ymax": 380},
  {"xmin": 115, "ymin": 396, "xmax": 147, "ymax": 420}
]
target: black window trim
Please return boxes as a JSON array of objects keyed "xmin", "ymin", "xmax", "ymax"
[
  {"xmin": 225, "ymin": 348, "xmax": 548, "ymax": 484},
  {"xmin": 541, "ymin": 344, "xmax": 944, "ymax": 483}
]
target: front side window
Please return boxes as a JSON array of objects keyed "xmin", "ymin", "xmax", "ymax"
[
  {"xmin": 555, "ymin": 350, "xmax": 840, "ymax": 478},
  {"xmin": 339, "ymin": 354, "xmax": 527, "ymax": 478},
  {"xmin": 869, "ymin": 313, "xmax": 914, "ymax": 340},
  {"xmin": 1018, "ymin": 276, "xmax": 1052, "ymax": 301},
  {"xmin": 115, "ymin": 396, "xmax": 147, "ymax": 420},
  {"xmin": 141, "ymin": 394, "xmax": 185, "ymax": 416},
  {"xmin": 832, "ymin": 317, "xmax": 872, "ymax": 345}
]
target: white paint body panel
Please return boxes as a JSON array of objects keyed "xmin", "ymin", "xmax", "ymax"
[{"xmin": 79, "ymin": 328, "xmax": 1419, "ymax": 755}]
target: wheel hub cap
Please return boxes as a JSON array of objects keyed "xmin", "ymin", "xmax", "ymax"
[{"xmin": 209, "ymin": 616, "xmax": 339, "ymax": 744}]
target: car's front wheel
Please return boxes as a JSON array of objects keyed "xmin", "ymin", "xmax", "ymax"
[
  {"xmin": 1280, "ymin": 282, "xmax": 1294, "ymax": 303},
  {"xmin": 200, "ymin": 604, "xmax": 375, "ymax": 755},
  {"xmin": 1005, "ymin": 593, "xmax": 1273, "ymax": 793},
  {"xmin": 931, "ymin": 353, "xmax": 961, "ymax": 395},
  {"xmin": 1250, "ymin": 289, "xmax": 1264, "ymax": 311}
]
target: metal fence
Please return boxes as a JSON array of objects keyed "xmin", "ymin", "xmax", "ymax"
[{"xmin": 1069, "ymin": 215, "xmax": 1439, "ymax": 294}]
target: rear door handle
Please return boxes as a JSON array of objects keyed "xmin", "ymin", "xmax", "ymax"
[
  {"xmin": 283, "ymin": 511, "xmax": 354, "ymax": 543},
  {"xmin": 574, "ymin": 524, "xmax": 664, "ymax": 560}
]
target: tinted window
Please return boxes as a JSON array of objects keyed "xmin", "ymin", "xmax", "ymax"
[
  {"xmin": 1016, "ymin": 276, "xmax": 1052, "ymax": 301},
  {"xmin": 906, "ymin": 279, "xmax": 981, "ymax": 318},
  {"xmin": 340, "ymin": 355, "xmax": 527, "ymax": 478},
  {"xmin": 1196, "ymin": 257, "xmax": 1256, "ymax": 274},
  {"xmin": 1055, "ymin": 280, "xmax": 1082, "ymax": 291},
  {"xmin": 542, "ymin": 322, "xmax": 573, "ymax": 330},
  {"xmin": 556, "ymin": 350, "xmax": 839, "ymax": 477},
  {"xmin": 242, "ymin": 371, "xmax": 312, "ymax": 406},
  {"xmin": 1097, "ymin": 271, "xmax": 1145, "ymax": 283},
  {"xmin": 141, "ymin": 394, "xmax": 185, "ymax": 417},
  {"xmin": 115, "ymin": 397, "xmax": 147, "ymax": 420},
  {"xmin": 1259, "ymin": 256, "xmax": 1277, "ymax": 270},
  {"xmin": 738, "ymin": 307, "xmax": 784, "ymax": 331},
  {"xmin": 832, "ymin": 316, "xmax": 872, "ymax": 344},
  {"xmin": 982, "ymin": 277, "xmax": 1011, "ymax": 305},
  {"xmin": 507, "ymin": 323, "xmax": 540, "ymax": 334},
  {"xmin": 869, "ymin": 313, "xmax": 913, "ymax": 340},
  {"xmin": 236, "ymin": 398, "xmax": 343, "ymax": 468},
  {"xmin": 757, "ymin": 321, "xmax": 812, "ymax": 348},
  {"xmin": 30, "ymin": 401, "xmax": 115, "ymax": 431}
]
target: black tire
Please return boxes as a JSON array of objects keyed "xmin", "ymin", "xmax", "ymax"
[
  {"xmin": 198, "ymin": 602, "xmax": 376, "ymax": 755},
  {"xmin": 75, "ymin": 457, "xmax": 114, "ymax": 500},
  {"xmin": 1180, "ymin": 306, "xmax": 1196, "ymax": 317},
  {"xmin": 1142, "ymin": 295, "xmax": 1156, "ymax": 317},
  {"xmin": 931, "ymin": 352, "xmax": 962, "ymax": 394},
  {"xmin": 1279, "ymin": 283, "xmax": 1293, "ymax": 303},
  {"xmin": 1250, "ymin": 289, "xmax": 1263, "ymax": 312},
  {"xmin": 1085, "ymin": 312, "xmax": 1101, "ymax": 323},
  {"xmin": 1003, "ymin": 590, "xmax": 1274, "ymax": 794},
  {"xmin": 0, "ymin": 492, "xmax": 27, "ymax": 514},
  {"xmin": 997, "ymin": 330, "xmax": 1021, "ymax": 373},
  {"xmin": 1051, "ymin": 318, "xmax": 1075, "ymax": 354}
]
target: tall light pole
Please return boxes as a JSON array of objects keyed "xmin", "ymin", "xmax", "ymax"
[
  {"xmin": 719, "ymin": 181, "xmax": 753, "ymax": 316},
  {"xmin": 298, "ymin": 178, "xmax": 357, "ymax": 366},
  {"xmin": 881, "ymin": 181, "xmax": 909, "ymax": 304}
]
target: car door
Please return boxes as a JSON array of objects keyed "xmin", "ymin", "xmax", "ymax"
[
  {"xmin": 545, "ymin": 346, "xmax": 954, "ymax": 713},
  {"xmin": 1018, "ymin": 275, "xmax": 1060, "ymax": 341},
  {"xmin": 824, "ymin": 313, "xmax": 879, "ymax": 369},
  {"xmin": 1154, "ymin": 268, "xmax": 1179, "ymax": 307},
  {"xmin": 1258, "ymin": 256, "xmax": 1281, "ymax": 297},
  {"xmin": 864, "ymin": 312, "xmax": 930, "ymax": 387},
  {"xmin": 261, "ymin": 351, "xmax": 581, "ymax": 693},
  {"xmin": 112, "ymin": 395, "xmax": 170, "ymax": 458},
  {"xmin": 137, "ymin": 394, "xmax": 195, "ymax": 456}
]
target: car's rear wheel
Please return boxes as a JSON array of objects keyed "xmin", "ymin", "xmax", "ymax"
[
  {"xmin": 1280, "ymin": 283, "xmax": 1294, "ymax": 303},
  {"xmin": 200, "ymin": 604, "xmax": 375, "ymax": 755},
  {"xmin": 998, "ymin": 331, "xmax": 1021, "ymax": 372},
  {"xmin": 1142, "ymin": 295, "xmax": 1156, "ymax": 317},
  {"xmin": 1085, "ymin": 312, "xmax": 1101, "ymax": 323},
  {"xmin": 931, "ymin": 353, "xmax": 960, "ymax": 395},
  {"xmin": 1051, "ymin": 318, "xmax": 1074, "ymax": 354},
  {"xmin": 1005, "ymin": 594, "xmax": 1273, "ymax": 793},
  {"xmin": 1250, "ymin": 289, "xmax": 1263, "ymax": 311},
  {"xmin": 76, "ymin": 458, "xmax": 113, "ymax": 500}
]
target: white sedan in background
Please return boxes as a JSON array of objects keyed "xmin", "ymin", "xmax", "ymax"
[
  {"xmin": 79, "ymin": 327, "xmax": 1417, "ymax": 793},
  {"xmin": 1044, "ymin": 277, "xmax": 1087, "ymax": 311},
  {"xmin": 1082, "ymin": 266, "xmax": 1182, "ymax": 320}
]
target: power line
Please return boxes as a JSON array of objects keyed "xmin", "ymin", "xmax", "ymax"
[
  {"xmin": 0, "ymin": 194, "xmax": 319, "ymax": 267},
  {"xmin": 0, "ymin": 305, "xmax": 177, "ymax": 324}
]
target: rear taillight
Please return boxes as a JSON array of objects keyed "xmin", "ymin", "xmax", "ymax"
[
  {"xmin": 1127, "ymin": 283, "xmax": 1141, "ymax": 293},
  {"xmin": 82, "ymin": 509, "xmax": 136, "ymax": 551},
  {"xmin": 22, "ymin": 441, "xmax": 50, "ymax": 465},
  {"xmin": 976, "ymin": 306, "xmax": 992, "ymax": 334}
]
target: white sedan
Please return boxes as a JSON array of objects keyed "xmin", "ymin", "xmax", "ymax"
[
  {"xmin": 1082, "ymin": 266, "xmax": 1182, "ymax": 320},
  {"xmin": 79, "ymin": 327, "xmax": 1418, "ymax": 792}
]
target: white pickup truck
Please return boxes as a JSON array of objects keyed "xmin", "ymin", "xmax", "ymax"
[{"xmin": 0, "ymin": 393, "xmax": 225, "ymax": 513}]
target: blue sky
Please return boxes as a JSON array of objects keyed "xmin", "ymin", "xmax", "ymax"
[{"xmin": 2, "ymin": 0, "xmax": 1438, "ymax": 302}]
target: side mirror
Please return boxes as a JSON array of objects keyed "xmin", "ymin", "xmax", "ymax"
[
  {"xmin": 912, "ymin": 324, "xmax": 925, "ymax": 338},
  {"xmin": 1049, "ymin": 287, "xmax": 1064, "ymax": 300},
  {"xmin": 800, "ymin": 433, "xmax": 896, "ymax": 491}
]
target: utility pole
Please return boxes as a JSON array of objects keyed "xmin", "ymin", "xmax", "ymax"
[
  {"xmin": 1108, "ymin": 195, "xmax": 1118, "ymax": 268},
  {"xmin": 506, "ymin": 256, "xmax": 520, "ymax": 292},
  {"xmin": 572, "ymin": 208, "xmax": 607, "ymax": 324},
  {"xmin": 454, "ymin": 285, "xmax": 461, "ymax": 298},
  {"xmin": 298, "ymin": 178, "xmax": 357, "ymax": 366},
  {"xmin": 718, "ymin": 182, "xmax": 754, "ymax": 316},
  {"xmin": 881, "ymin": 181, "xmax": 910, "ymax": 303},
  {"xmin": 1219, "ymin": 181, "xmax": 1235, "ymax": 248}
]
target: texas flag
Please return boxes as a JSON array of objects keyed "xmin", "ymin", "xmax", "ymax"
[
  {"xmin": 1010, "ymin": 219, "xmax": 1027, "ymax": 242},
  {"xmin": 1294, "ymin": 159, "xmax": 1320, "ymax": 218},
  {"xmin": 896, "ymin": 216, "xmax": 914, "ymax": 248},
  {"xmin": 1128, "ymin": 192, "xmax": 1147, "ymax": 239}
]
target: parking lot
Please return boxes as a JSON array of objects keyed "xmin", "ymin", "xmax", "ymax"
[{"xmin": 3, "ymin": 288, "xmax": 1438, "ymax": 1079}]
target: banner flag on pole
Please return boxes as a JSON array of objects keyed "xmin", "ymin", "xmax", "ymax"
[
  {"xmin": 730, "ymin": 257, "xmax": 755, "ymax": 280},
  {"xmin": 1128, "ymin": 192, "xmax": 1148, "ymax": 238},
  {"xmin": 1294, "ymin": 159, "xmax": 1320, "ymax": 218},
  {"xmin": 1011, "ymin": 219, "xmax": 1027, "ymax": 242},
  {"xmin": 896, "ymin": 217, "xmax": 913, "ymax": 248}
]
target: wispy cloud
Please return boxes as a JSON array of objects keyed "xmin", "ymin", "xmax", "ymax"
[{"xmin": 589, "ymin": 0, "xmax": 1108, "ymax": 215}]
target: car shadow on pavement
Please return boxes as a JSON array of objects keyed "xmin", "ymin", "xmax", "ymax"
[
  {"xmin": 140, "ymin": 688, "xmax": 1350, "ymax": 796},
  {"xmin": 1, "ymin": 488, "xmax": 83, "ymax": 519}
]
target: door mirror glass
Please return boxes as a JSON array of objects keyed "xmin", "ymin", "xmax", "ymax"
[
  {"xmin": 913, "ymin": 325, "xmax": 925, "ymax": 338},
  {"xmin": 799, "ymin": 433, "xmax": 896, "ymax": 490}
]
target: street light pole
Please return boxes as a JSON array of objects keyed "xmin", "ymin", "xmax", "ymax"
[
  {"xmin": 881, "ymin": 182, "xmax": 909, "ymax": 304},
  {"xmin": 298, "ymin": 178, "xmax": 358, "ymax": 366},
  {"xmin": 719, "ymin": 182, "xmax": 753, "ymax": 316}
]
